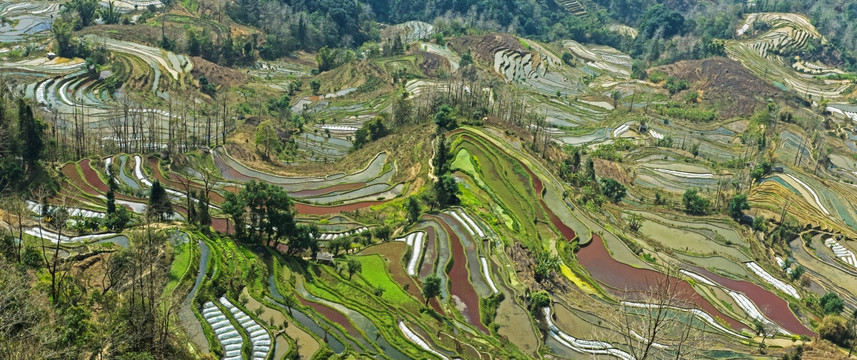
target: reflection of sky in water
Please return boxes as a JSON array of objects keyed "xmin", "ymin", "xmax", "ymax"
[
  {"xmin": 0, "ymin": 16, "xmax": 53, "ymax": 42},
  {"xmin": 557, "ymin": 128, "xmax": 607, "ymax": 145}
]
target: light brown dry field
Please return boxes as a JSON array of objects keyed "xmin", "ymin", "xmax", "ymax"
[
  {"xmin": 225, "ymin": 120, "xmax": 432, "ymax": 185},
  {"xmin": 593, "ymin": 158, "xmax": 632, "ymax": 186},
  {"xmin": 190, "ymin": 56, "xmax": 249, "ymax": 89}
]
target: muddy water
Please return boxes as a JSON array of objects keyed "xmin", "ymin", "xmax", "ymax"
[
  {"xmin": 177, "ymin": 240, "xmax": 209, "ymax": 354},
  {"xmin": 267, "ymin": 275, "xmax": 346, "ymax": 353},
  {"xmin": 693, "ymin": 267, "xmax": 815, "ymax": 336},
  {"xmin": 421, "ymin": 219, "xmax": 451, "ymax": 299},
  {"xmin": 118, "ymin": 155, "xmax": 140, "ymax": 189},
  {"xmin": 95, "ymin": 235, "xmax": 130, "ymax": 249},
  {"xmin": 436, "ymin": 216, "xmax": 489, "ymax": 334},
  {"xmin": 438, "ymin": 213, "xmax": 491, "ymax": 297},
  {"xmin": 294, "ymin": 279, "xmax": 409, "ymax": 359},
  {"xmin": 577, "ymin": 235, "xmax": 745, "ymax": 331},
  {"xmin": 493, "ymin": 282, "xmax": 540, "ymax": 357},
  {"xmin": 183, "ymin": 240, "xmax": 210, "ymax": 304},
  {"xmin": 418, "ymin": 225, "xmax": 438, "ymax": 279}
]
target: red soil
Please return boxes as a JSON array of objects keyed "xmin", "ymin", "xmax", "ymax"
[
  {"xmin": 212, "ymin": 153, "xmax": 254, "ymax": 182},
  {"xmin": 80, "ymin": 159, "xmax": 110, "ymax": 193},
  {"xmin": 61, "ymin": 163, "xmax": 104, "ymax": 198},
  {"xmin": 577, "ymin": 234, "xmax": 745, "ymax": 331}
]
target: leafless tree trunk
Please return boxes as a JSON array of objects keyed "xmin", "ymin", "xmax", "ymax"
[{"xmin": 598, "ymin": 266, "xmax": 707, "ymax": 360}]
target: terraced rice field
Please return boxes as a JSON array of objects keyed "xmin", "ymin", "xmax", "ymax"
[
  {"xmin": 625, "ymin": 211, "xmax": 750, "ymax": 260},
  {"xmin": 692, "ymin": 267, "xmax": 813, "ymax": 336},
  {"xmin": 435, "ymin": 216, "xmax": 488, "ymax": 333},
  {"xmin": 563, "ymin": 40, "xmax": 632, "ymax": 78},
  {"xmin": 543, "ymin": 307, "xmax": 633, "ymax": 360},
  {"xmin": 11, "ymin": 35, "xmax": 204, "ymax": 144},
  {"xmin": 577, "ymin": 234, "xmax": 746, "ymax": 331},
  {"xmin": 727, "ymin": 13, "xmax": 850, "ymax": 100},
  {"xmin": 393, "ymin": 231, "xmax": 425, "ymax": 276},
  {"xmin": 824, "ymin": 238, "xmax": 857, "ymax": 268},
  {"xmin": 745, "ymin": 262, "xmax": 800, "ymax": 299},
  {"xmin": 0, "ymin": 2, "xmax": 58, "ymax": 42},
  {"xmin": 383, "ymin": 21, "xmax": 434, "ymax": 43}
]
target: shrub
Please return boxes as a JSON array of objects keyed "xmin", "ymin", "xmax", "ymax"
[
  {"xmin": 728, "ymin": 194, "xmax": 750, "ymax": 219},
  {"xmin": 22, "ymin": 246, "xmax": 43, "ymax": 268},
  {"xmin": 790, "ymin": 265, "xmax": 805, "ymax": 282},
  {"xmin": 665, "ymin": 76, "xmax": 689, "ymax": 95},
  {"xmin": 682, "ymin": 188, "xmax": 710, "ymax": 215},
  {"xmin": 649, "ymin": 70, "xmax": 666, "ymax": 83},
  {"xmin": 818, "ymin": 315, "xmax": 849, "ymax": 346},
  {"xmin": 819, "ymin": 292, "xmax": 844, "ymax": 315},
  {"xmin": 530, "ymin": 291, "xmax": 550, "ymax": 314},
  {"xmin": 600, "ymin": 178, "xmax": 627, "ymax": 203}
]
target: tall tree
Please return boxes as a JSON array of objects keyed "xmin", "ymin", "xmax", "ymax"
[
  {"xmin": 600, "ymin": 178, "xmax": 627, "ymax": 203},
  {"xmin": 222, "ymin": 191, "xmax": 245, "ymax": 239},
  {"xmin": 433, "ymin": 175, "xmax": 459, "ymax": 208},
  {"xmin": 728, "ymin": 194, "xmax": 749, "ymax": 219},
  {"xmin": 106, "ymin": 188, "xmax": 116, "ymax": 214},
  {"xmin": 288, "ymin": 224, "xmax": 318, "ymax": 255},
  {"xmin": 147, "ymin": 180, "xmax": 174, "ymax": 221},
  {"xmin": 422, "ymin": 275, "xmax": 441, "ymax": 306},
  {"xmin": 17, "ymin": 99, "xmax": 44, "ymax": 173},
  {"xmin": 197, "ymin": 190, "xmax": 211, "ymax": 232},
  {"xmin": 346, "ymin": 258, "xmax": 362, "ymax": 280},
  {"xmin": 406, "ymin": 196, "xmax": 421, "ymax": 224},
  {"xmin": 432, "ymin": 137, "xmax": 451, "ymax": 177},
  {"xmin": 254, "ymin": 120, "xmax": 279, "ymax": 159}
]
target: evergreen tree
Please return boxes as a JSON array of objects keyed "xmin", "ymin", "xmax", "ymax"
[
  {"xmin": 432, "ymin": 137, "xmax": 451, "ymax": 177},
  {"xmin": 147, "ymin": 180, "xmax": 174, "ymax": 221},
  {"xmin": 406, "ymin": 196, "xmax": 421, "ymax": 224},
  {"xmin": 197, "ymin": 190, "xmax": 211, "ymax": 232},
  {"xmin": 422, "ymin": 275, "xmax": 441, "ymax": 306},
  {"xmin": 433, "ymin": 175, "xmax": 459, "ymax": 208},
  {"xmin": 106, "ymin": 189, "xmax": 116, "ymax": 214},
  {"xmin": 728, "ymin": 194, "xmax": 750, "ymax": 219},
  {"xmin": 17, "ymin": 99, "xmax": 44, "ymax": 173}
]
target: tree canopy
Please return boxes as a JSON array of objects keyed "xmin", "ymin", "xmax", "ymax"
[{"xmin": 147, "ymin": 180, "xmax": 174, "ymax": 221}]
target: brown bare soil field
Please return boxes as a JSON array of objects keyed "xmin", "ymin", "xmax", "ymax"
[
  {"xmin": 654, "ymin": 57, "xmax": 787, "ymax": 119},
  {"xmin": 449, "ymin": 34, "xmax": 524, "ymax": 63},
  {"xmin": 417, "ymin": 51, "xmax": 448, "ymax": 76}
]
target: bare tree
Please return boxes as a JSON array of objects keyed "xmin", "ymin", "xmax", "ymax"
[
  {"xmin": 1, "ymin": 194, "xmax": 27, "ymax": 262},
  {"xmin": 38, "ymin": 188, "xmax": 71, "ymax": 302},
  {"xmin": 0, "ymin": 261, "xmax": 65, "ymax": 360},
  {"xmin": 599, "ymin": 266, "xmax": 707, "ymax": 360}
]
